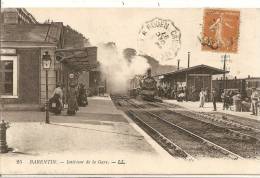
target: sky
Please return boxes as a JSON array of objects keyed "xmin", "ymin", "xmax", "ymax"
[{"xmin": 28, "ymin": 8, "xmax": 260, "ymax": 78}]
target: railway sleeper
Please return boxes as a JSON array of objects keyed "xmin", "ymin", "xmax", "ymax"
[
  {"xmin": 225, "ymin": 130, "xmax": 257, "ymax": 142},
  {"xmin": 127, "ymin": 110, "xmax": 193, "ymax": 160},
  {"xmin": 151, "ymin": 130, "xmax": 190, "ymax": 159},
  {"xmin": 173, "ymin": 110, "xmax": 258, "ymax": 141},
  {"xmin": 209, "ymin": 116, "xmax": 252, "ymax": 131},
  {"xmin": 170, "ymin": 110, "xmax": 256, "ymax": 142},
  {"xmin": 165, "ymin": 105, "xmax": 251, "ymax": 134},
  {"xmin": 156, "ymin": 116, "xmax": 244, "ymax": 160},
  {"xmin": 200, "ymin": 140, "xmax": 241, "ymax": 160},
  {"xmin": 180, "ymin": 110, "xmax": 253, "ymax": 132}
]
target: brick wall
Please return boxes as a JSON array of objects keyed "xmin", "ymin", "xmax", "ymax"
[{"xmin": 2, "ymin": 48, "xmax": 40, "ymax": 104}]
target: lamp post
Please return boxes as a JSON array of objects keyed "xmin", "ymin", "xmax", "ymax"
[{"xmin": 42, "ymin": 51, "xmax": 52, "ymax": 124}]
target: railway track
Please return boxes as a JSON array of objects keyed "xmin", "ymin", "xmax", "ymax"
[
  {"xmin": 134, "ymin": 100, "xmax": 260, "ymax": 159},
  {"xmin": 111, "ymin": 95, "xmax": 246, "ymax": 160},
  {"xmin": 155, "ymin": 101, "xmax": 260, "ymax": 140}
]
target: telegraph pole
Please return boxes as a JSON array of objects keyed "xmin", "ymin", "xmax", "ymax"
[
  {"xmin": 187, "ymin": 52, "xmax": 190, "ymax": 68},
  {"xmin": 223, "ymin": 54, "xmax": 226, "ymax": 90},
  {"xmin": 185, "ymin": 52, "xmax": 190, "ymax": 101},
  {"xmin": 221, "ymin": 54, "xmax": 231, "ymax": 91}
]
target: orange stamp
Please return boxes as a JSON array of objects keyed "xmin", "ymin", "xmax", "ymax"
[{"xmin": 201, "ymin": 9, "xmax": 240, "ymax": 53}]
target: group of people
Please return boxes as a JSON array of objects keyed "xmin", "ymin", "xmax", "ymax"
[
  {"xmin": 198, "ymin": 88, "xmax": 218, "ymax": 111},
  {"xmin": 50, "ymin": 77, "xmax": 88, "ymax": 115},
  {"xmin": 198, "ymin": 87, "xmax": 259, "ymax": 115},
  {"xmin": 158, "ymin": 85, "xmax": 213, "ymax": 103},
  {"xmin": 220, "ymin": 89, "xmax": 237, "ymax": 110},
  {"xmin": 157, "ymin": 85, "xmax": 187, "ymax": 101},
  {"xmin": 51, "ymin": 83, "xmax": 79, "ymax": 115},
  {"xmin": 158, "ymin": 84, "xmax": 259, "ymax": 115}
]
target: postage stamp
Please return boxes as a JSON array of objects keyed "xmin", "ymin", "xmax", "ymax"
[
  {"xmin": 201, "ymin": 9, "xmax": 240, "ymax": 53},
  {"xmin": 138, "ymin": 17, "xmax": 181, "ymax": 62}
]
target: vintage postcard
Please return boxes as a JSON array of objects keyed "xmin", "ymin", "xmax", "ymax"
[{"xmin": 0, "ymin": 1, "xmax": 260, "ymax": 177}]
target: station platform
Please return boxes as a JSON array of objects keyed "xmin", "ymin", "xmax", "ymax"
[
  {"xmin": 1, "ymin": 96, "xmax": 172, "ymax": 174},
  {"xmin": 163, "ymin": 100, "xmax": 260, "ymax": 129},
  {"xmin": 2, "ymin": 97, "xmax": 260, "ymax": 175},
  {"xmin": 0, "ymin": 103, "xmax": 41, "ymax": 111}
]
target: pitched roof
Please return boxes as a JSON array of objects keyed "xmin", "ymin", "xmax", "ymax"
[
  {"xmin": 155, "ymin": 64, "xmax": 228, "ymax": 77},
  {"xmin": 0, "ymin": 22, "xmax": 63, "ymax": 46},
  {"xmin": 55, "ymin": 47, "xmax": 98, "ymax": 71}
]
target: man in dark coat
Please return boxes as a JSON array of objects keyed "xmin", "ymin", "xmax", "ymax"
[{"xmin": 212, "ymin": 88, "xmax": 217, "ymax": 111}]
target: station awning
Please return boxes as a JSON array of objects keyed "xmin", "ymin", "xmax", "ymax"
[
  {"xmin": 156, "ymin": 64, "xmax": 228, "ymax": 78},
  {"xmin": 55, "ymin": 47, "xmax": 98, "ymax": 71}
]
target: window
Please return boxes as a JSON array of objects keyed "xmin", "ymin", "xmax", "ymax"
[{"xmin": 0, "ymin": 56, "xmax": 18, "ymax": 98}]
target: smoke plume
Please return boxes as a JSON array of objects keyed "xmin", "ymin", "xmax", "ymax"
[{"xmin": 97, "ymin": 43, "xmax": 150, "ymax": 94}]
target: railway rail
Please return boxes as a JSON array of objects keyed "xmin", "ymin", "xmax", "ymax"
[
  {"xmin": 111, "ymin": 95, "xmax": 249, "ymax": 160},
  {"xmin": 126, "ymin": 99, "xmax": 245, "ymax": 159},
  {"xmin": 155, "ymin": 102, "xmax": 260, "ymax": 140},
  {"xmin": 132, "ymin": 99, "xmax": 260, "ymax": 159}
]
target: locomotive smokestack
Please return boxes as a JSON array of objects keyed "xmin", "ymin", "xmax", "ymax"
[
  {"xmin": 147, "ymin": 68, "xmax": 152, "ymax": 77},
  {"xmin": 188, "ymin": 52, "xmax": 190, "ymax": 68},
  {"xmin": 177, "ymin": 59, "xmax": 180, "ymax": 70}
]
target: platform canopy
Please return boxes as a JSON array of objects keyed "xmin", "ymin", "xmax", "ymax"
[
  {"xmin": 157, "ymin": 64, "xmax": 228, "ymax": 79},
  {"xmin": 55, "ymin": 47, "xmax": 98, "ymax": 71}
]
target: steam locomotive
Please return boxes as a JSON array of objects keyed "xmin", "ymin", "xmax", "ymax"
[{"xmin": 129, "ymin": 69, "xmax": 157, "ymax": 101}]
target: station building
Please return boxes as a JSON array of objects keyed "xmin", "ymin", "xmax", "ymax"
[
  {"xmin": 154, "ymin": 64, "xmax": 228, "ymax": 101},
  {"xmin": 0, "ymin": 8, "xmax": 98, "ymax": 109},
  {"xmin": 0, "ymin": 8, "xmax": 38, "ymax": 24}
]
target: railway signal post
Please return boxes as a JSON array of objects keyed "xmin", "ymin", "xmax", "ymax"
[{"xmin": 221, "ymin": 54, "xmax": 231, "ymax": 91}]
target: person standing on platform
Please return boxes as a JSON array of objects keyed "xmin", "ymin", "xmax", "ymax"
[
  {"xmin": 251, "ymin": 87, "xmax": 259, "ymax": 116},
  {"xmin": 204, "ymin": 88, "xmax": 208, "ymax": 102},
  {"xmin": 221, "ymin": 90, "xmax": 228, "ymax": 110},
  {"xmin": 206, "ymin": 87, "xmax": 210, "ymax": 102},
  {"xmin": 185, "ymin": 86, "xmax": 189, "ymax": 102},
  {"xmin": 67, "ymin": 73, "xmax": 79, "ymax": 115},
  {"xmin": 212, "ymin": 88, "xmax": 217, "ymax": 111},
  {"xmin": 51, "ymin": 83, "xmax": 63, "ymax": 106},
  {"xmin": 199, "ymin": 88, "xmax": 206, "ymax": 108}
]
